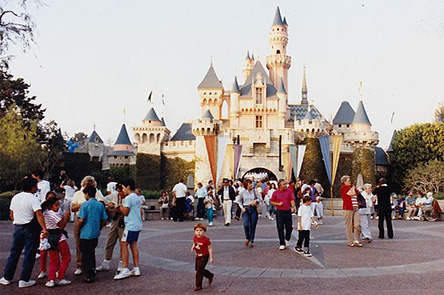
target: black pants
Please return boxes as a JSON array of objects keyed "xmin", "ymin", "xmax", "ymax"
[
  {"xmin": 174, "ymin": 197, "xmax": 186, "ymax": 221},
  {"xmin": 195, "ymin": 255, "xmax": 213, "ymax": 288},
  {"xmin": 276, "ymin": 209, "xmax": 293, "ymax": 246},
  {"xmin": 196, "ymin": 198, "xmax": 205, "ymax": 219},
  {"xmin": 296, "ymin": 230, "xmax": 310, "ymax": 250},
  {"xmin": 80, "ymin": 238, "xmax": 98, "ymax": 280},
  {"xmin": 235, "ymin": 203, "xmax": 242, "ymax": 219},
  {"xmin": 378, "ymin": 211, "xmax": 394, "ymax": 238}
]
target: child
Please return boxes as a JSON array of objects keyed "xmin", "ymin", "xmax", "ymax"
[
  {"xmin": 191, "ymin": 223, "xmax": 214, "ymax": 291},
  {"xmin": 41, "ymin": 197, "xmax": 72, "ymax": 287},
  {"xmin": 315, "ymin": 196, "xmax": 324, "ymax": 225},
  {"xmin": 38, "ymin": 191, "xmax": 58, "ymax": 280},
  {"xmin": 295, "ymin": 196, "xmax": 318, "ymax": 257},
  {"xmin": 204, "ymin": 190, "xmax": 215, "ymax": 226}
]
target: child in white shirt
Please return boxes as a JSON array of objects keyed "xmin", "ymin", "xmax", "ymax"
[{"xmin": 295, "ymin": 196, "xmax": 318, "ymax": 257}]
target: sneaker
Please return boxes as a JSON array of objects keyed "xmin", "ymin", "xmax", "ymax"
[
  {"xmin": 279, "ymin": 245, "xmax": 286, "ymax": 250},
  {"xmin": 285, "ymin": 240, "xmax": 290, "ymax": 248},
  {"xmin": 318, "ymin": 220, "xmax": 323, "ymax": 225},
  {"xmin": 45, "ymin": 280, "xmax": 55, "ymax": 288},
  {"xmin": 208, "ymin": 274, "xmax": 214, "ymax": 285},
  {"xmin": 248, "ymin": 243, "xmax": 254, "ymax": 248},
  {"xmin": 117, "ymin": 261, "xmax": 123, "ymax": 272},
  {"xmin": 96, "ymin": 260, "xmax": 110, "ymax": 271},
  {"xmin": 130, "ymin": 267, "xmax": 141, "ymax": 276},
  {"xmin": 38, "ymin": 271, "xmax": 47, "ymax": 279},
  {"xmin": 294, "ymin": 247, "xmax": 303, "ymax": 253},
  {"xmin": 0, "ymin": 277, "xmax": 11, "ymax": 285},
  {"xmin": 106, "ymin": 223, "xmax": 111, "ymax": 228},
  {"xmin": 303, "ymin": 251, "xmax": 312, "ymax": 257},
  {"xmin": 114, "ymin": 268, "xmax": 131, "ymax": 280},
  {"xmin": 194, "ymin": 286, "xmax": 203, "ymax": 291},
  {"xmin": 74, "ymin": 269, "xmax": 83, "ymax": 276},
  {"xmin": 209, "ymin": 222, "xmax": 213, "ymax": 227},
  {"xmin": 35, "ymin": 253, "xmax": 40, "ymax": 259},
  {"xmin": 200, "ymin": 218, "xmax": 204, "ymax": 221},
  {"xmin": 55, "ymin": 279, "xmax": 71, "ymax": 286},
  {"xmin": 161, "ymin": 217, "xmax": 164, "ymax": 220},
  {"xmin": 18, "ymin": 280, "xmax": 36, "ymax": 288},
  {"xmin": 194, "ymin": 217, "xmax": 200, "ymax": 221}
]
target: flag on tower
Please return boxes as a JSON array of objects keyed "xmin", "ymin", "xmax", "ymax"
[
  {"xmin": 147, "ymin": 90, "xmax": 153, "ymax": 103},
  {"xmin": 162, "ymin": 94, "xmax": 165, "ymax": 106}
]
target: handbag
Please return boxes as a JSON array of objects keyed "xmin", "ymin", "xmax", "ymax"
[
  {"xmin": 253, "ymin": 190, "xmax": 262, "ymax": 214},
  {"xmin": 357, "ymin": 193, "xmax": 366, "ymax": 209}
]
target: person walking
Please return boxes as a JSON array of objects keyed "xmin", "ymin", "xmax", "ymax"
[
  {"xmin": 195, "ymin": 183, "xmax": 207, "ymax": 221},
  {"xmin": 270, "ymin": 179, "xmax": 296, "ymax": 250},
  {"xmin": 372, "ymin": 178, "xmax": 394, "ymax": 239},
  {"xmin": 0, "ymin": 177, "xmax": 49, "ymax": 288},
  {"xmin": 340, "ymin": 175, "xmax": 362, "ymax": 247},
  {"xmin": 236, "ymin": 179, "xmax": 259, "ymax": 248},
  {"xmin": 217, "ymin": 179, "xmax": 236, "ymax": 226},
  {"xmin": 172, "ymin": 178, "xmax": 188, "ymax": 222},
  {"xmin": 359, "ymin": 184, "xmax": 375, "ymax": 242}
]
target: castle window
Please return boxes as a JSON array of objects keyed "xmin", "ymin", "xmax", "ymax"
[
  {"xmin": 277, "ymin": 28, "xmax": 279, "ymax": 31},
  {"xmin": 256, "ymin": 115, "xmax": 263, "ymax": 128},
  {"xmin": 339, "ymin": 124, "xmax": 342, "ymax": 128},
  {"xmin": 276, "ymin": 49, "xmax": 281, "ymax": 54},
  {"xmin": 347, "ymin": 124, "xmax": 350, "ymax": 128},
  {"xmin": 255, "ymin": 87, "xmax": 263, "ymax": 104}
]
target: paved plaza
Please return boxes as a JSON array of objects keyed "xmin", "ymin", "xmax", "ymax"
[{"xmin": 1, "ymin": 216, "xmax": 444, "ymax": 294}]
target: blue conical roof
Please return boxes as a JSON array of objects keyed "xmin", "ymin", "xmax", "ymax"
[
  {"xmin": 114, "ymin": 124, "xmax": 132, "ymax": 145},
  {"xmin": 144, "ymin": 108, "xmax": 161, "ymax": 121},
  {"xmin": 352, "ymin": 101, "xmax": 372, "ymax": 125},
  {"xmin": 231, "ymin": 76, "xmax": 241, "ymax": 93},
  {"xmin": 333, "ymin": 101, "xmax": 355, "ymax": 124},
  {"xmin": 203, "ymin": 109, "xmax": 214, "ymax": 120},
  {"xmin": 197, "ymin": 65, "xmax": 223, "ymax": 89},
  {"xmin": 88, "ymin": 130, "xmax": 103, "ymax": 143},
  {"xmin": 245, "ymin": 51, "xmax": 251, "ymax": 60},
  {"xmin": 272, "ymin": 6, "xmax": 285, "ymax": 26}
]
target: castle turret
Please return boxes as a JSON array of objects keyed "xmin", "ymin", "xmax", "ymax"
[
  {"xmin": 277, "ymin": 78, "xmax": 287, "ymax": 128},
  {"xmin": 197, "ymin": 64, "xmax": 224, "ymax": 120},
  {"xmin": 230, "ymin": 76, "xmax": 241, "ymax": 128},
  {"xmin": 343, "ymin": 101, "xmax": 379, "ymax": 147},
  {"xmin": 109, "ymin": 124, "xmax": 135, "ymax": 167},
  {"xmin": 243, "ymin": 51, "xmax": 254, "ymax": 83},
  {"xmin": 266, "ymin": 6, "xmax": 291, "ymax": 92}
]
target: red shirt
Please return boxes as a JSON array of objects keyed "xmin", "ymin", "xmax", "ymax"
[
  {"xmin": 193, "ymin": 236, "xmax": 211, "ymax": 257},
  {"xmin": 270, "ymin": 188, "xmax": 295, "ymax": 211},
  {"xmin": 340, "ymin": 185, "xmax": 359, "ymax": 210}
]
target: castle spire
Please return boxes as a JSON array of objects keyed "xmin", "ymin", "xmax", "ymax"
[
  {"xmin": 272, "ymin": 6, "xmax": 285, "ymax": 26},
  {"xmin": 231, "ymin": 76, "xmax": 241, "ymax": 93},
  {"xmin": 245, "ymin": 50, "xmax": 251, "ymax": 60},
  {"xmin": 301, "ymin": 67, "xmax": 308, "ymax": 108}
]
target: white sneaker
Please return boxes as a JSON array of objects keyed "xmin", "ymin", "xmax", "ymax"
[
  {"xmin": 130, "ymin": 267, "xmax": 141, "ymax": 276},
  {"xmin": 114, "ymin": 268, "xmax": 131, "ymax": 280},
  {"xmin": 279, "ymin": 245, "xmax": 286, "ymax": 250},
  {"xmin": 194, "ymin": 217, "xmax": 200, "ymax": 221},
  {"xmin": 37, "ymin": 271, "xmax": 47, "ymax": 279},
  {"xmin": 35, "ymin": 253, "xmax": 40, "ymax": 259},
  {"xmin": 55, "ymin": 279, "xmax": 71, "ymax": 286},
  {"xmin": 209, "ymin": 222, "xmax": 213, "ymax": 227},
  {"xmin": 18, "ymin": 280, "xmax": 36, "ymax": 288},
  {"xmin": 117, "ymin": 261, "xmax": 123, "ymax": 272},
  {"xmin": 200, "ymin": 218, "xmax": 204, "ymax": 221},
  {"xmin": 96, "ymin": 259, "xmax": 110, "ymax": 271},
  {"xmin": 270, "ymin": 217, "xmax": 274, "ymax": 221},
  {"xmin": 45, "ymin": 280, "xmax": 55, "ymax": 288},
  {"xmin": 106, "ymin": 223, "xmax": 111, "ymax": 227},
  {"xmin": 318, "ymin": 220, "xmax": 323, "ymax": 225},
  {"xmin": 0, "ymin": 277, "xmax": 11, "ymax": 285},
  {"xmin": 285, "ymin": 240, "xmax": 290, "ymax": 248},
  {"xmin": 74, "ymin": 269, "xmax": 83, "ymax": 275}
]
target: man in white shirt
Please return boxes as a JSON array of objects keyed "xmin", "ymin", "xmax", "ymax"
[
  {"xmin": 217, "ymin": 179, "xmax": 236, "ymax": 226},
  {"xmin": 32, "ymin": 170, "xmax": 50, "ymax": 204},
  {"xmin": 0, "ymin": 177, "xmax": 49, "ymax": 288},
  {"xmin": 172, "ymin": 179, "xmax": 188, "ymax": 222}
]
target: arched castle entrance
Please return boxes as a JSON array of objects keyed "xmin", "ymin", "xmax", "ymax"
[{"xmin": 241, "ymin": 167, "xmax": 277, "ymax": 181}]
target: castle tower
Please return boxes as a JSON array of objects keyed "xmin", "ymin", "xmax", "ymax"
[
  {"xmin": 109, "ymin": 123, "xmax": 135, "ymax": 167},
  {"xmin": 301, "ymin": 67, "xmax": 308, "ymax": 108},
  {"xmin": 344, "ymin": 101, "xmax": 379, "ymax": 147},
  {"xmin": 243, "ymin": 51, "xmax": 254, "ymax": 83},
  {"xmin": 276, "ymin": 77, "xmax": 287, "ymax": 128},
  {"xmin": 230, "ymin": 76, "xmax": 241, "ymax": 128},
  {"xmin": 266, "ymin": 6, "xmax": 291, "ymax": 92},
  {"xmin": 197, "ymin": 64, "xmax": 224, "ymax": 120}
]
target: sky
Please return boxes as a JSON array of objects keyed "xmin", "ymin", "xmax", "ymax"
[{"xmin": 7, "ymin": 0, "xmax": 444, "ymax": 148}]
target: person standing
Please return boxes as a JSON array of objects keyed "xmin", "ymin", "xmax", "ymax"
[
  {"xmin": 217, "ymin": 179, "xmax": 235, "ymax": 226},
  {"xmin": 172, "ymin": 179, "xmax": 188, "ymax": 222},
  {"xmin": 32, "ymin": 170, "xmax": 51, "ymax": 204},
  {"xmin": 0, "ymin": 177, "xmax": 49, "ymax": 288},
  {"xmin": 60, "ymin": 179, "xmax": 78, "ymax": 222},
  {"xmin": 204, "ymin": 190, "xmax": 216, "ymax": 226},
  {"xmin": 270, "ymin": 179, "xmax": 296, "ymax": 250},
  {"xmin": 295, "ymin": 196, "xmax": 318, "ymax": 257},
  {"xmin": 340, "ymin": 175, "xmax": 362, "ymax": 247},
  {"xmin": 359, "ymin": 184, "xmax": 375, "ymax": 242},
  {"xmin": 191, "ymin": 223, "xmax": 214, "ymax": 291},
  {"xmin": 195, "ymin": 183, "xmax": 207, "ymax": 221},
  {"xmin": 77, "ymin": 186, "xmax": 107, "ymax": 283},
  {"xmin": 237, "ymin": 179, "xmax": 259, "ymax": 248},
  {"xmin": 372, "ymin": 178, "xmax": 394, "ymax": 239}
]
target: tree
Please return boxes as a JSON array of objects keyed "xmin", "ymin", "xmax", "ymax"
[
  {"xmin": 36, "ymin": 120, "xmax": 66, "ymax": 179},
  {"xmin": 403, "ymin": 159, "xmax": 444, "ymax": 193},
  {"xmin": 389, "ymin": 123, "xmax": 444, "ymax": 191},
  {"xmin": 70, "ymin": 132, "xmax": 88, "ymax": 146}
]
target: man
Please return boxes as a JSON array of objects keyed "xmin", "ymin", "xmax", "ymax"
[
  {"xmin": 114, "ymin": 179, "xmax": 143, "ymax": 280},
  {"xmin": 217, "ymin": 179, "xmax": 236, "ymax": 226},
  {"xmin": 404, "ymin": 191, "xmax": 416, "ymax": 220},
  {"xmin": 32, "ymin": 170, "xmax": 50, "ymax": 204},
  {"xmin": 314, "ymin": 179, "xmax": 324, "ymax": 197},
  {"xmin": 172, "ymin": 178, "xmax": 188, "ymax": 222},
  {"xmin": 77, "ymin": 186, "xmax": 107, "ymax": 283},
  {"xmin": 372, "ymin": 178, "xmax": 394, "ymax": 239},
  {"xmin": 308, "ymin": 180, "xmax": 318, "ymax": 214},
  {"xmin": 135, "ymin": 188, "xmax": 148, "ymax": 221},
  {"xmin": 0, "ymin": 177, "xmax": 49, "ymax": 288},
  {"xmin": 270, "ymin": 179, "xmax": 296, "ymax": 250}
]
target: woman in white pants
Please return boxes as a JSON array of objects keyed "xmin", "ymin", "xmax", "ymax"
[{"xmin": 359, "ymin": 183, "xmax": 375, "ymax": 242}]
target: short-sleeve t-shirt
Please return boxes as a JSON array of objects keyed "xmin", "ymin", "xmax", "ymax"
[
  {"xmin": 123, "ymin": 193, "xmax": 143, "ymax": 232},
  {"xmin": 173, "ymin": 182, "xmax": 188, "ymax": 198},
  {"xmin": 63, "ymin": 185, "xmax": 78, "ymax": 200},
  {"xmin": 10, "ymin": 192, "xmax": 41, "ymax": 225},
  {"xmin": 270, "ymin": 188, "xmax": 295, "ymax": 211},
  {"xmin": 44, "ymin": 210, "xmax": 67, "ymax": 242},
  {"xmin": 77, "ymin": 198, "xmax": 107, "ymax": 239},
  {"xmin": 193, "ymin": 235, "xmax": 211, "ymax": 257},
  {"xmin": 37, "ymin": 180, "xmax": 51, "ymax": 204},
  {"xmin": 298, "ymin": 204, "xmax": 314, "ymax": 230}
]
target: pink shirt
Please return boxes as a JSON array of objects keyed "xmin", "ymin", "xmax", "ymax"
[{"xmin": 270, "ymin": 188, "xmax": 295, "ymax": 211}]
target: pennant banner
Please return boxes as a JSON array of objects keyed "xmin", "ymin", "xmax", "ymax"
[
  {"xmin": 204, "ymin": 135, "xmax": 217, "ymax": 184},
  {"xmin": 289, "ymin": 145, "xmax": 297, "ymax": 180},
  {"xmin": 216, "ymin": 136, "xmax": 229, "ymax": 184},
  {"xmin": 233, "ymin": 145, "xmax": 243, "ymax": 179},
  {"xmin": 296, "ymin": 144, "xmax": 306, "ymax": 178},
  {"xmin": 319, "ymin": 135, "xmax": 332, "ymax": 184},
  {"xmin": 331, "ymin": 135, "xmax": 343, "ymax": 185}
]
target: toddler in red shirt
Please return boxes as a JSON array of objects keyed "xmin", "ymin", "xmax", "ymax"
[{"xmin": 191, "ymin": 223, "xmax": 214, "ymax": 291}]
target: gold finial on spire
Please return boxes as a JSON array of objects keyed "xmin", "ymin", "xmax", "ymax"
[
  {"xmin": 93, "ymin": 123, "xmax": 96, "ymax": 131},
  {"xmin": 359, "ymin": 81, "xmax": 363, "ymax": 97},
  {"xmin": 123, "ymin": 107, "xmax": 126, "ymax": 123}
]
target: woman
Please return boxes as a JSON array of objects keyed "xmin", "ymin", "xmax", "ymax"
[
  {"xmin": 340, "ymin": 175, "xmax": 362, "ymax": 247},
  {"xmin": 60, "ymin": 179, "xmax": 78, "ymax": 222},
  {"xmin": 158, "ymin": 191, "xmax": 169, "ymax": 220},
  {"xmin": 266, "ymin": 182, "xmax": 277, "ymax": 220},
  {"xmin": 359, "ymin": 183, "xmax": 375, "ymax": 242},
  {"xmin": 237, "ymin": 179, "xmax": 260, "ymax": 248}
]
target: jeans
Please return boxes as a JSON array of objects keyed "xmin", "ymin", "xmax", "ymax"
[
  {"xmin": 296, "ymin": 230, "xmax": 310, "ymax": 251},
  {"xmin": 378, "ymin": 211, "xmax": 394, "ymax": 238},
  {"xmin": 196, "ymin": 198, "xmax": 205, "ymax": 219},
  {"xmin": 195, "ymin": 255, "xmax": 213, "ymax": 288},
  {"xmin": 206, "ymin": 208, "xmax": 214, "ymax": 223},
  {"xmin": 80, "ymin": 238, "xmax": 98, "ymax": 280},
  {"xmin": 243, "ymin": 207, "xmax": 258, "ymax": 243},
  {"xmin": 276, "ymin": 210, "xmax": 293, "ymax": 246},
  {"xmin": 3, "ymin": 224, "xmax": 40, "ymax": 281}
]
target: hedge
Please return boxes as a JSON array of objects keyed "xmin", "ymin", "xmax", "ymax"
[{"xmin": 352, "ymin": 147, "xmax": 376, "ymax": 187}]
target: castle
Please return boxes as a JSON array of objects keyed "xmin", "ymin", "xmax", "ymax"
[{"xmin": 82, "ymin": 7, "xmax": 384, "ymax": 186}]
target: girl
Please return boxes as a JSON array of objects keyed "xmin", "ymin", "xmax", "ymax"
[
  {"xmin": 41, "ymin": 197, "xmax": 72, "ymax": 287},
  {"xmin": 204, "ymin": 189, "xmax": 216, "ymax": 226},
  {"xmin": 265, "ymin": 182, "xmax": 277, "ymax": 220},
  {"xmin": 38, "ymin": 191, "xmax": 57, "ymax": 280}
]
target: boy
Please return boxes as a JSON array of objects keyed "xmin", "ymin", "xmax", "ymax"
[
  {"xmin": 295, "ymin": 196, "xmax": 318, "ymax": 257},
  {"xmin": 114, "ymin": 179, "xmax": 143, "ymax": 280},
  {"xmin": 191, "ymin": 223, "xmax": 214, "ymax": 291},
  {"xmin": 77, "ymin": 186, "xmax": 107, "ymax": 283}
]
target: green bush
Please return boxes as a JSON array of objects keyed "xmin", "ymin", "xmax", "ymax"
[
  {"xmin": 299, "ymin": 138, "xmax": 329, "ymax": 198},
  {"xmin": 0, "ymin": 191, "xmax": 17, "ymax": 198},
  {"xmin": 135, "ymin": 154, "xmax": 161, "ymax": 190},
  {"xmin": 0, "ymin": 196, "xmax": 12, "ymax": 220},
  {"xmin": 140, "ymin": 190, "xmax": 162, "ymax": 199}
]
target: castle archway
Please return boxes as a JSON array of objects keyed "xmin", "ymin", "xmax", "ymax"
[{"xmin": 241, "ymin": 167, "xmax": 277, "ymax": 181}]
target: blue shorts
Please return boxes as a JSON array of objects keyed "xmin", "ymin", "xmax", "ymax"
[{"xmin": 122, "ymin": 230, "xmax": 140, "ymax": 244}]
